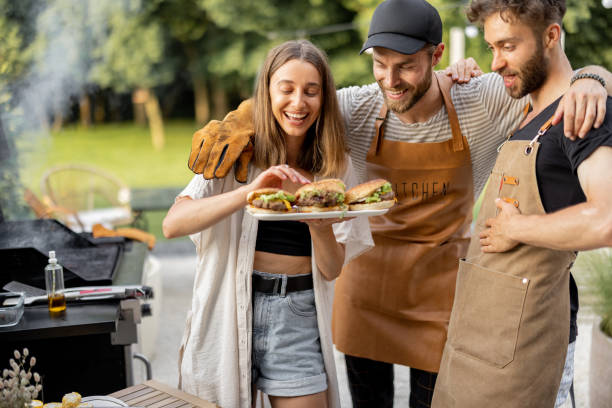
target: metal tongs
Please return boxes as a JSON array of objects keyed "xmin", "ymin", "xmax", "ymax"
[{"xmin": 2, "ymin": 281, "xmax": 153, "ymax": 306}]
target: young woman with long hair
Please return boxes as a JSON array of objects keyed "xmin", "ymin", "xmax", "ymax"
[{"xmin": 163, "ymin": 40, "xmax": 372, "ymax": 408}]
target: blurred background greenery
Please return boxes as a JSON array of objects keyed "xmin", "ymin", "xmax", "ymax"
[{"xmin": 1, "ymin": 0, "xmax": 611, "ymax": 240}]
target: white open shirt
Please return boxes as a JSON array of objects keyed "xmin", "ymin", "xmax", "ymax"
[{"xmin": 177, "ymin": 156, "xmax": 373, "ymax": 408}]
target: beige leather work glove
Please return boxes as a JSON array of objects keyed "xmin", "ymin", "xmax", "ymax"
[{"xmin": 188, "ymin": 99, "xmax": 255, "ymax": 183}]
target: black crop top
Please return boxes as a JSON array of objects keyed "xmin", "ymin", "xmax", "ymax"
[{"xmin": 255, "ymin": 220, "xmax": 312, "ymax": 256}]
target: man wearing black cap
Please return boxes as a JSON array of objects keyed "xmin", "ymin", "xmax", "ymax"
[
  {"xmin": 332, "ymin": 1, "xmax": 528, "ymax": 406},
  {"xmin": 332, "ymin": 1, "xmax": 609, "ymax": 406},
  {"xmin": 184, "ymin": 0, "xmax": 612, "ymax": 406}
]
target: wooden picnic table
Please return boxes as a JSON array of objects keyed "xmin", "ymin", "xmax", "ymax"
[{"xmin": 109, "ymin": 380, "xmax": 217, "ymax": 408}]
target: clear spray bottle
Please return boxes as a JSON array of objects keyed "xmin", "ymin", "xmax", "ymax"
[{"xmin": 45, "ymin": 250, "xmax": 66, "ymax": 314}]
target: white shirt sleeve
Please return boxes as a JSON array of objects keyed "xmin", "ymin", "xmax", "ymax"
[
  {"xmin": 175, "ymin": 175, "xmax": 219, "ymax": 250},
  {"xmin": 332, "ymin": 156, "xmax": 374, "ymax": 265},
  {"xmin": 177, "ymin": 174, "xmax": 217, "ymax": 201}
]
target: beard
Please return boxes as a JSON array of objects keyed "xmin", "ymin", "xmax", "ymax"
[
  {"xmin": 499, "ymin": 41, "xmax": 548, "ymax": 99},
  {"xmin": 378, "ymin": 65, "xmax": 432, "ymax": 114}
]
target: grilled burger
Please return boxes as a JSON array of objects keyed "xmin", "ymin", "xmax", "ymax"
[
  {"xmin": 295, "ymin": 178, "xmax": 346, "ymax": 212},
  {"xmin": 247, "ymin": 188, "xmax": 296, "ymax": 213},
  {"xmin": 345, "ymin": 179, "xmax": 395, "ymax": 210}
]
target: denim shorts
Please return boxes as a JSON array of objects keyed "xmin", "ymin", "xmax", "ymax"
[{"xmin": 251, "ymin": 270, "xmax": 327, "ymax": 396}]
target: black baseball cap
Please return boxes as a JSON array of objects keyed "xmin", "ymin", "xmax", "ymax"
[{"xmin": 360, "ymin": 0, "xmax": 443, "ymax": 55}]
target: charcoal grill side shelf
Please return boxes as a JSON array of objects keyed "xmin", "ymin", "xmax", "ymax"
[{"xmin": 0, "ymin": 302, "xmax": 119, "ymax": 340}]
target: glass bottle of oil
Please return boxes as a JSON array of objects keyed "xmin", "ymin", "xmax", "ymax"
[{"xmin": 45, "ymin": 250, "xmax": 66, "ymax": 314}]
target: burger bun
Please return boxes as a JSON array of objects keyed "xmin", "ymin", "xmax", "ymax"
[
  {"xmin": 295, "ymin": 178, "xmax": 345, "ymax": 198},
  {"xmin": 298, "ymin": 205, "xmax": 343, "ymax": 213},
  {"xmin": 348, "ymin": 200, "xmax": 395, "ymax": 211},
  {"xmin": 247, "ymin": 205, "xmax": 295, "ymax": 214},
  {"xmin": 345, "ymin": 179, "xmax": 389, "ymax": 203}
]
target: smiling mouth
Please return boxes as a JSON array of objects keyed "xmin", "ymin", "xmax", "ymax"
[
  {"xmin": 385, "ymin": 89, "xmax": 408, "ymax": 100},
  {"xmin": 503, "ymin": 75, "xmax": 517, "ymax": 87},
  {"xmin": 284, "ymin": 112, "xmax": 308, "ymax": 123}
]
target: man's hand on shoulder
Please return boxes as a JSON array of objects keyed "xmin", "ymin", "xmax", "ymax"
[
  {"xmin": 188, "ymin": 99, "xmax": 255, "ymax": 183},
  {"xmin": 553, "ymin": 66, "xmax": 612, "ymax": 140},
  {"xmin": 444, "ymin": 57, "xmax": 483, "ymax": 84}
]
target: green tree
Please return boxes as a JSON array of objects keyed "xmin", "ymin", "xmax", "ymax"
[
  {"xmin": 28, "ymin": 0, "xmax": 101, "ymax": 129},
  {"xmin": 147, "ymin": 0, "xmax": 260, "ymax": 124},
  {"xmin": 0, "ymin": 0, "xmax": 39, "ymax": 220},
  {"xmin": 564, "ymin": 0, "xmax": 612, "ymax": 69},
  {"xmin": 89, "ymin": 2, "xmax": 175, "ymax": 149},
  {"xmin": 199, "ymin": 0, "xmax": 366, "ymax": 95},
  {"xmin": 0, "ymin": 0, "xmax": 37, "ymax": 113}
]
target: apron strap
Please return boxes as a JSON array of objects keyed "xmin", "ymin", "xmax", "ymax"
[
  {"xmin": 370, "ymin": 73, "xmax": 465, "ymax": 156},
  {"xmin": 525, "ymin": 115, "xmax": 555, "ymax": 155},
  {"xmin": 434, "ymin": 72, "xmax": 464, "ymax": 152},
  {"xmin": 372, "ymin": 103, "xmax": 389, "ymax": 156}
]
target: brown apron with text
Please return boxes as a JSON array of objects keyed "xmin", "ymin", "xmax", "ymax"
[
  {"xmin": 432, "ymin": 118, "xmax": 575, "ymax": 407},
  {"xmin": 333, "ymin": 73, "xmax": 473, "ymax": 372}
]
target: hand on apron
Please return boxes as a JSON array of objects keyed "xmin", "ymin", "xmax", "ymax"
[{"xmin": 479, "ymin": 198, "xmax": 521, "ymax": 253}]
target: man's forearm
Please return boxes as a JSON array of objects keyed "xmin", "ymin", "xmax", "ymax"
[
  {"xmin": 578, "ymin": 65, "xmax": 612, "ymax": 95},
  {"xmin": 504, "ymin": 202, "xmax": 612, "ymax": 251}
]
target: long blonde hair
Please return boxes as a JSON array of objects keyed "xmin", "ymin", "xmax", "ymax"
[{"xmin": 253, "ymin": 40, "xmax": 347, "ymax": 178}]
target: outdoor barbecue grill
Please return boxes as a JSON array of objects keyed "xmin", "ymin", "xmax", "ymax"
[
  {"xmin": 0, "ymin": 217, "xmax": 154, "ymax": 400},
  {"xmin": 0, "ymin": 153, "xmax": 156, "ymax": 401},
  {"xmin": 0, "ymin": 219, "xmax": 122, "ymax": 289}
]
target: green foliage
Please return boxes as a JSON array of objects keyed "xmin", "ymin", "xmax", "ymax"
[
  {"xmin": 0, "ymin": 0, "xmax": 39, "ymax": 221},
  {"xmin": 0, "ymin": 0, "xmax": 37, "ymax": 110},
  {"xmin": 329, "ymin": 49, "xmax": 372, "ymax": 87},
  {"xmin": 197, "ymin": 0, "xmax": 366, "ymax": 90},
  {"xmin": 564, "ymin": 0, "xmax": 612, "ymax": 69},
  {"xmin": 580, "ymin": 249, "xmax": 612, "ymax": 337},
  {"xmin": 89, "ymin": 3, "xmax": 175, "ymax": 91},
  {"xmin": 0, "ymin": 17, "xmax": 27, "ymax": 106},
  {"xmin": 201, "ymin": 0, "xmax": 350, "ymax": 34}
]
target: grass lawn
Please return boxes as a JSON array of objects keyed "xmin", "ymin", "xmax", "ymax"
[{"xmin": 17, "ymin": 120, "xmax": 200, "ymax": 241}]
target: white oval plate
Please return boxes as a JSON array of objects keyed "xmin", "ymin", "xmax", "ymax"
[
  {"xmin": 81, "ymin": 396, "xmax": 128, "ymax": 407},
  {"xmin": 246, "ymin": 208, "xmax": 388, "ymax": 220}
]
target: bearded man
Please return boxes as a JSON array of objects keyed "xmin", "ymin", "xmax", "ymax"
[
  {"xmin": 186, "ymin": 0, "xmax": 612, "ymax": 406},
  {"xmin": 432, "ymin": 1, "xmax": 612, "ymax": 407}
]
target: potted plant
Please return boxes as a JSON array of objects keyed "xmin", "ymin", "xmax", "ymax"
[{"xmin": 583, "ymin": 248, "xmax": 612, "ymax": 408}]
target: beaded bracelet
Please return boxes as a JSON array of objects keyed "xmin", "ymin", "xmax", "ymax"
[{"xmin": 570, "ymin": 72, "xmax": 607, "ymax": 88}]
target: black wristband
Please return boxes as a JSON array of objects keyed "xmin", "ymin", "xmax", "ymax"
[{"xmin": 570, "ymin": 72, "xmax": 607, "ymax": 88}]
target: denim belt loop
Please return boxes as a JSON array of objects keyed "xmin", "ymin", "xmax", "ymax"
[{"xmin": 280, "ymin": 275, "xmax": 288, "ymax": 297}]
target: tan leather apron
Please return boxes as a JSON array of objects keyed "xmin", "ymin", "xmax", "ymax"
[
  {"xmin": 432, "ymin": 116, "xmax": 576, "ymax": 407},
  {"xmin": 333, "ymin": 73, "xmax": 473, "ymax": 372}
]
